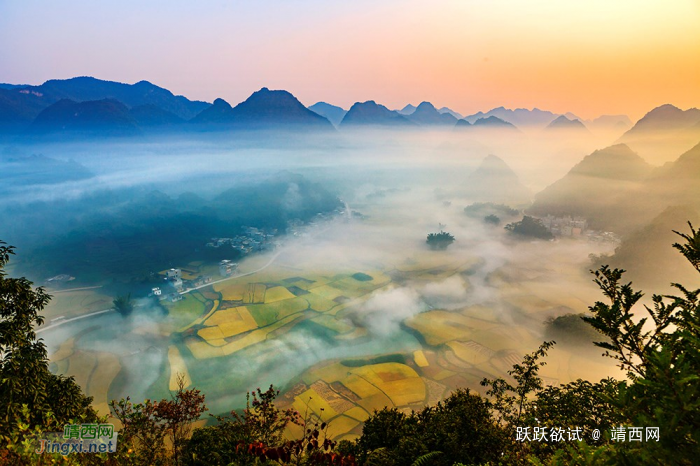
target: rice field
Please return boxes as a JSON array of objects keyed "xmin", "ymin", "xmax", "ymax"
[{"xmin": 168, "ymin": 345, "xmax": 192, "ymax": 390}]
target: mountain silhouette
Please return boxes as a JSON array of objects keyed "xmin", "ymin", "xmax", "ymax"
[
  {"xmin": 621, "ymin": 104, "xmax": 700, "ymax": 138},
  {"xmin": 438, "ymin": 107, "xmax": 464, "ymax": 120},
  {"xmin": 340, "ymin": 101, "xmax": 415, "ymax": 127},
  {"xmin": 406, "ymin": 102, "xmax": 458, "ymax": 126},
  {"xmin": 308, "ymin": 102, "xmax": 347, "ymax": 127},
  {"xmin": 397, "ymin": 104, "xmax": 417, "ymax": 115},
  {"xmin": 472, "ymin": 116, "xmax": 518, "ymax": 129},
  {"xmin": 616, "ymin": 104, "xmax": 700, "ymax": 162},
  {"xmin": 546, "ymin": 115, "xmax": 589, "ymax": 131},
  {"xmin": 192, "ymin": 88, "xmax": 333, "ymax": 130}
]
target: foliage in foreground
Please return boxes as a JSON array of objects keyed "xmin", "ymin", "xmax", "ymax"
[{"xmin": 0, "ymin": 241, "xmax": 98, "ymax": 463}]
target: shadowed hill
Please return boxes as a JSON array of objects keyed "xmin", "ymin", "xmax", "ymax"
[
  {"xmin": 340, "ymin": 101, "xmax": 415, "ymax": 127},
  {"xmin": 308, "ymin": 102, "xmax": 347, "ymax": 127},
  {"xmin": 0, "ymin": 88, "xmax": 54, "ymax": 130},
  {"xmin": 639, "ymin": 142, "xmax": 700, "ymax": 215},
  {"xmin": 31, "ymin": 99, "xmax": 141, "ymax": 136},
  {"xmin": 546, "ymin": 115, "xmax": 589, "ymax": 132},
  {"xmin": 129, "ymin": 104, "xmax": 184, "ymax": 127},
  {"xmin": 397, "ymin": 104, "xmax": 417, "ymax": 115},
  {"xmin": 461, "ymin": 154, "xmax": 531, "ymax": 204},
  {"xmin": 473, "ymin": 116, "xmax": 518, "ymax": 129},
  {"xmin": 597, "ymin": 205, "xmax": 700, "ymax": 291},
  {"xmin": 621, "ymin": 104, "xmax": 700, "ymax": 138},
  {"xmin": 438, "ymin": 107, "xmax": 464, "ymax": 120},
  {"xmin": 20, "ymin": 77, "xmax": 210, "ymax": 120},
  {"xmin": 0, "ymin": 77, "xmax": 208, "ymax": 132},
  {"xmin": 528, "ymin": 144, "xmax": 652, "ymax": 230},
  {"xmin": 530, "ymin": 142, "xmax": 700, "ymax": 233},
  {"xmin": 617, "ymin": 104, "xmax": 700, "ymax": 163}
]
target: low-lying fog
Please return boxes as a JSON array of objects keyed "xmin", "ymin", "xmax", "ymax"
[{"xmin": 2, "ymin": 127, "xmax": 630, "ymax": 415}]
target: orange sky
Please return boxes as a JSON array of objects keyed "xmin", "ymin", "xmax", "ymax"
[{"xmin": 1, "ymin": 0, "xmax": 699, "ymax": 120}]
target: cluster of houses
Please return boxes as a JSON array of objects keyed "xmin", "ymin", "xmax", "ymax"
[
  {"xmin": 537, "ymin": 215, "xmax": 620, "ymax": 244},
  {"xmin": 219, "ymin": 260, "xmax": 238, "ymax": 277},
  {"xmin": 150, "ymin": 267, "xmax": 215, "ymax": 302},
  {"xmin": 206, "ymin": 227, "xmax": 279, "ymax": 254},
  {"xmin": 538, "ymin": 215, "xmax": 588, "ymax": 237}
]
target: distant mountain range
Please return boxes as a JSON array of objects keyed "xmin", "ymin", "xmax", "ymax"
[
  {"xmin": 1, "ymin": 77, "xmax": 337, "ymax": 135},
  {"xmin": 0, "ymin": 77, "xmax": 208, "ymax": 123},
  {"xmin": 0, "ymin": 76, "xmax": 692, "ymax": 141},
  {"xmin": 455, "ymin": 115, "xmax": 518, "ymax": 131},
  {"xmin": 463, "ymin": 107, "xmax": 559, "ymax": 127},
  {"xmin": 461, "ymin": 106, "xmax": 631, "ymax": 134}
]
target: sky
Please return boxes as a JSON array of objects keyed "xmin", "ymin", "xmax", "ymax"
[{"xmin": 1, "ymin": 0, "xmax": 699, "ymax": 120}]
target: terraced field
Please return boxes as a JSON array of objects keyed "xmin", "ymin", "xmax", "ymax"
[{"xmin": 43, "ymin": 241, "xmax": 621, "ymax": 440}]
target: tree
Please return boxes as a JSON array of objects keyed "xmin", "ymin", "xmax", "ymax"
[
  {"xmin": 571, "ymin": 222, "xmax": 700, "ymax": 464},
  {"xmin": 184, "ymin": 385, "xmax": 355, "ymax": 466},
  {"xmin": 356, "ymin": 390, "xmax": 508, "ymax": 466},
  {"xmin": 184, "ymin": 385, "xmax": 298, "ymax": 465},
  {"xmin": 110, "ymin": 374, "xmax": 207, "ymax": 465},
  {"xmin": 484, "ymin": 214, "xmax": 501, "ymax": 225},
  {"xmin": 426, "ymin": 232, "xmax": 455, "ymax": 250},
  {"xmin": 113, "ymin": 293, "xmax": 134, "ymax": 317},
  {"xmin": 480, "ymin": 341, "xmax": 622, "ymax": 463},
  {"xmin": 505, "ymin": 216, "xmax": 554, "ymax": 240},
  {"xmin": 0, "ymin": 241, "xmax": 96, "ymax": 444}
]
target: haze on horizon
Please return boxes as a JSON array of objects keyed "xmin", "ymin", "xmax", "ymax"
[{"xmin": 1, "ymin": 0, "xmax": 699, "ymax": 121}]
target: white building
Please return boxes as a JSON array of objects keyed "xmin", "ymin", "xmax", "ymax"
[{"xmin": 219, "ymin": 260, "xmax": 238, "ymax": 277}]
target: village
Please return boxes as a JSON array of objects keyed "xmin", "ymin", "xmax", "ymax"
[
  {"xmin": 149, "ymin": 210, "xmax": 348, "ymax": 302},
  {"xmin": 537, "ymin": 214, "xmax": 621, "ymax": 244}
]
